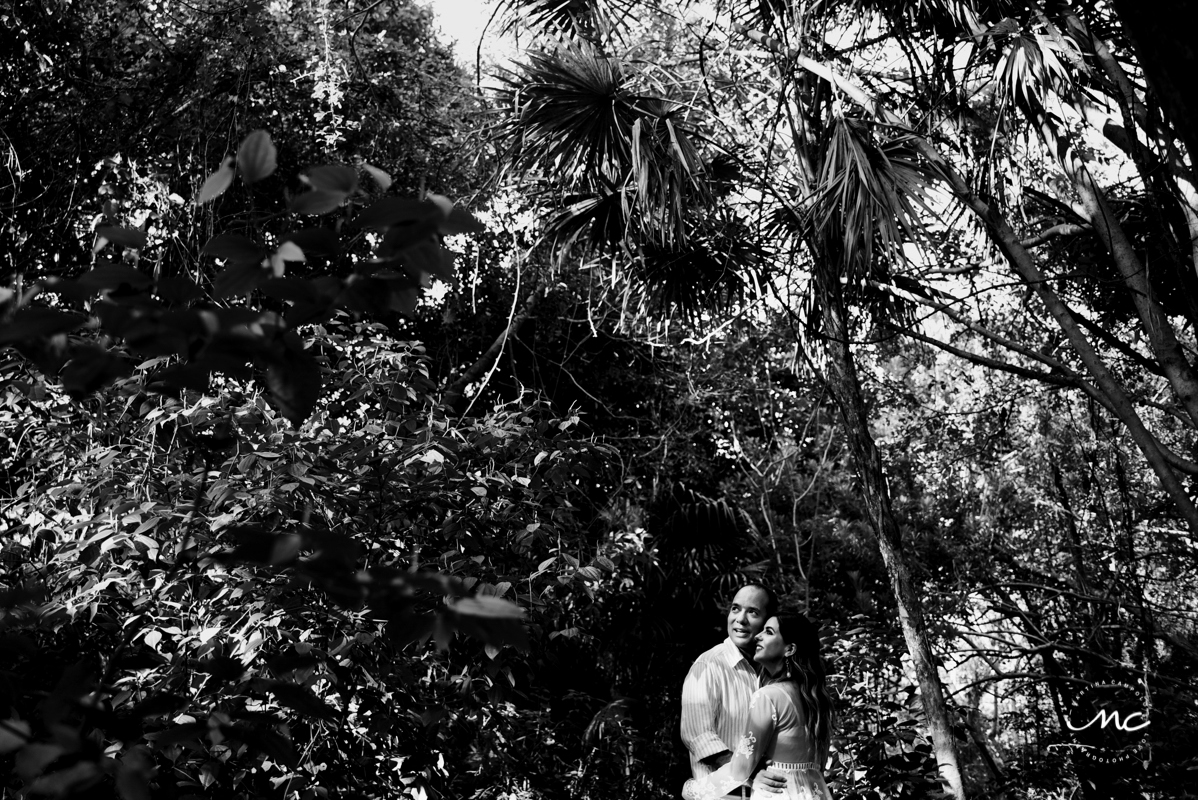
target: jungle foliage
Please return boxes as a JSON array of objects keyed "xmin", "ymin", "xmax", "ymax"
[{"xmin": 2, "ymin": 0, "xmax": 1198, "ymax": 799}]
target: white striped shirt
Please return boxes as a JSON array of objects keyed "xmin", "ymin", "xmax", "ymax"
[{"xmin": 681, "ymin": 638, "xmax": 760, "ymax": 796}]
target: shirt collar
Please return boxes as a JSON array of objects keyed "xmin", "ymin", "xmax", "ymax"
[{"xmin": 719, "ymin": 637, "xmax": 755, "ymax": 669}]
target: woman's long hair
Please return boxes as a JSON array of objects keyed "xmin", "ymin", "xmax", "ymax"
[{"xmin": 775, "ymin": 613, "xmax": 835, "ymax": 762}]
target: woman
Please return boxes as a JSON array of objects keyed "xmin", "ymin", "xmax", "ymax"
[{"xmin": 682, "ymin": 613, "xmax": 835, "ymax": 800}]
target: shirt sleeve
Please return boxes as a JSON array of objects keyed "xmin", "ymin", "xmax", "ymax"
[
  {"xmin": 683, "ymin": 688, "xmax": 777, "ymax": 800},
  {"xmin": 680, "ymin": 659, "xmax": 731, "ymax": 761}
]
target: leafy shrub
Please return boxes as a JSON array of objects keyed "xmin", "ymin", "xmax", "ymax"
[
  {"xmin": 0, "ymin": 322, "xmax": 629, "ymax": 798},
  {"xmin": 0, "ymin": 128, "xmax": 631, "ymax": 798}
]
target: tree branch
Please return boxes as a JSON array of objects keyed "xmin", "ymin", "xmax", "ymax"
[
  {"xmin": 1070, "ymin": 306, "xmax": 1167, "ymax": 379},
  {"xmin": 1019, "ymin": 223, "xmax": 1090, "ymax": 248},
  {"xmin": 441, "ymin": 292, "xmax": 542, "ymax": 412},
  {"xmin": 891, "ymin": 320, "xmax": 1078, "ymax": 389}
]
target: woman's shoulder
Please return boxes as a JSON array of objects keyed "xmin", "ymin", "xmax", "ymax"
[
  {"xmin": 750, "ymin": 681, "xmax": 793, "ymax": 706},
  {"xmin": 755, "ymin": 681, "xmax": 803, "ymax": 708},
  {"xmin": 757, "ymin": 680, "xmax": 793, "ymax": 694}
]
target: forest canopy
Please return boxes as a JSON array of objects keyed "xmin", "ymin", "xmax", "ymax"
[{"xmin": 1, "ymin": 0, "xmax": 1196, "ymax": 799}]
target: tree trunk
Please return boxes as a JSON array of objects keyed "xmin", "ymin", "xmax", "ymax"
[
  {"xmin": 1111, "ymin": 0, "xmax": 1198, "ymax": 167},
  {"xmin": 1032, "ymin": 107, "xmax": 1198, "ymax": 428},
  {"xmin": 963, "ymin": 701, "xmax": 1006, "ymax": 787},
  {"xmin": 818, "ymin": 288, "xmax": 966, "ymax": 800}
]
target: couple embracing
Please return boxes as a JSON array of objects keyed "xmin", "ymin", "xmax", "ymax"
[{"xmin": 680, "ymin": 583, "xmax": 834, "ymax": 800}]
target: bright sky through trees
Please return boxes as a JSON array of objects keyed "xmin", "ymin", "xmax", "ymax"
[{"xmin": 429, "ymin": 0, "xmax": 506, "ymax": 66}]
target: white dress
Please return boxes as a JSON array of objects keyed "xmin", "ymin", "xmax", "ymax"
[{"xmin": 682, "ymin": 682, "xmax": 833, "ymax": 800}]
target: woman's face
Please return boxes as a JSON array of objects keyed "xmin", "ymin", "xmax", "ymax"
[{"xmin": 754, "ymin": 616, "xmax": 793, "ymax": 669}]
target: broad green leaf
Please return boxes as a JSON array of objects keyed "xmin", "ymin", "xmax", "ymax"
[
  {"xmin": 265, "ymin": 345, "xmax": 320, "ymax": 424},
  {"xmin": 149, "ymin": 362, "xmax": 209, "ymax": 393},
  {"xmin": 447, "ymin": 596, "xmax": 529, "ymax": 651},
  {"xmin": 389, "ymin": 286, "xmax": 419, "ymax": 316},
  {"xmin": 275, "ymin": 241, "xmax": 305, "ymax": 263},
  {"xmin": 115, "ymin": 748, "xmax": 153, "ymax": 800},
  {"xmin": 289, "ymin": 190, "xmax": 344, "ymax": 215},
  {"xmin": 122, "ymin": 318, "xmax": 190, "ymax": 358},
  {"xmin": 237, "ymin": 130, "xmax": 277, "ymax": 183},
  {"xmin": 452, "ymin": 596, "xmax": 524, "ymax": 619},
  {"xmin": 280, "ymin": 227, "xmax": 340, "ymax": 257},
  {"xmin": 269, "ymin": 241, "xmax": 305, "ymax": 277},
  {"xmin": 0, "ymin": 307, "xmax": 86, "ymax": 344},
  {"xmin": 398, "ymin": 238, "xmax": 454, "ymax": 284},
  {"xmin": 259, "ymin": 277, "xmax": 319, "ymax": 304},
  {"xmin": 441, "ymin": 206, "xmax": 487, "ymax": 235},
  {"xmin": 196, "ymin": 655, "xmax": 246, "ymax": 681},
  {"xmin": 267, "ymin": 648, "xmax": 323, "ymax": 675},
  {"xmin": 377, "ymin": 219, "xmax": 439, "ymax": 257},
  {"xmin": 576, "ymin": 565, "xmax": 603, "ymax": 581},
  {"xmin": 196, "ymin": 157, "xmax": 235, "ymax": 203},
  {"xmin": 0, "ymin": 719, "xmax": 29, "ymax": 753},
  {"xmin": 75, "ymin": 263, "xmax": 154, "ymax": 292},
  {"xmin": 60, "ymin": 345, "xmax": 132, "ymax": 397},
  {"xmin": 362, "ymin": 162, "xmax": 392, "ymax": 190},
  {"xmin": 425, "ymin": 192, "xmax": 453, "ymax": 218},
  {"xmin": 27, "ymin": 761, "xmax": 101, "ymax": 796},
  {"xmin": 433, "ymin": 614, "xmax": 453, "ymax": 651},
  {"xmin": 15, "ymin": 742, "xmax": 64, "ymax": 780},
  {"xmin": 271, "ymin": 534, "xmax": 303, "ymax": 564},
  {"xmin": 202, "ymin": 233, "xmax": 263, "ymax": 264},
  {"xmin": 146, "ymin": 721, "xmax": 206, "ymax": 746},
  {"xmin": 154, "ymin": 275, "xmax": 202, "ymax": 304},
  {"xmin": 96, "ymin": 226, "xmax": 148, "ymax": 250},
  {"xmin": 49, "ymin": 263, "xmax": 152, "ymax": 301},
  {"xmin": 305, "ymin": 164, "xmax": 358, "ymax": 195},
  {"xmin": 213, "ymin": 261, "xmax": 265, "ymax": 299},
  {"xmin": 352, "ymin": 197, "xmax": 439, "ymax": 230},
  {"xmin": 341, "ymin": 275, "xmax": 394, "ymax": 315},
  {"xmin": 238, "ymin": 727, "xmax": 298, "ymax": 768},
  {"xmin": 261, "ymin": 679, "xmax": 337, "ymax": 721}
]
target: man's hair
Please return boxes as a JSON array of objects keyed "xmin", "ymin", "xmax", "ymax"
[{"xmin": 737, "ymin": 581, "xmax": 778, "ymax": 618}]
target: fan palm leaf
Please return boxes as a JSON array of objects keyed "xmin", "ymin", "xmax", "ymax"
[
  {"xmin": 805, "ymin": 117, "xmax": 932, "ymax": 283},
  {"xmin": 495, "ymin": 45, "xmax": 718, "ymax": 249},
  {"xmin": 764, "ymin": 115, "xmax": 933, "ymax": 330},
  {"xmin": 627, "ymin": 99, "xmax": 710, "ymax": 247},
  {"xmin": 546, "ymin": 188, "xmax": 629, "ymax": 251},
  {"xmin": 496, "ymin": 0, "xmax": 635, "ymax": 42},
  {"xmin": 495, "ymin": 45, "xmax": 638, "ymax": 184},
  {"xmin": 634, "ymin": 211, "xmax": 767, "ymax": 319}
]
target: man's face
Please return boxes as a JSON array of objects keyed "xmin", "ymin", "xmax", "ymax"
[{"xmin": 726, "ymin": 586, "xmax": 769, "ymax": 649}]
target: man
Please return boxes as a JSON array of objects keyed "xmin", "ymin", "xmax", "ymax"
[{"xmin": 681, "ymin": 583, "xmax": 787, "ymax": 797}]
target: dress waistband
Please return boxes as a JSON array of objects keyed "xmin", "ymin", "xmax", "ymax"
[{"xmin": 768, "ymin": 760, "xmax": 817, "ymax": 771}]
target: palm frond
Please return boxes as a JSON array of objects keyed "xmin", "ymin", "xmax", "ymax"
[
  {"xmin": 763, "ymin": 116, "xmax": 933, "ymax": 331},
  {"xmin": 496, "ymin": 0, "xmax": 634, "ymax": 43},
  {"xmin": 633, "ymin": 211, "xmax": 768, "ymax": 319},
  {"xmin": 627, "ymin": 98, "xmax": 710, "ymax": 247},
  {"xmin": 544, "ymin": 187, "xmax": 628, "ymax": 251},
  {"xmin": 495, "ymin": 45, "xmax": 719, "ymax": 249},
  {"xmin": 494, "ymin": 45, "xmax": 638, "ymax": 185},
  {"xmin": 806, "ymin": 116, "xmax": 932, "ymax": 283}
]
